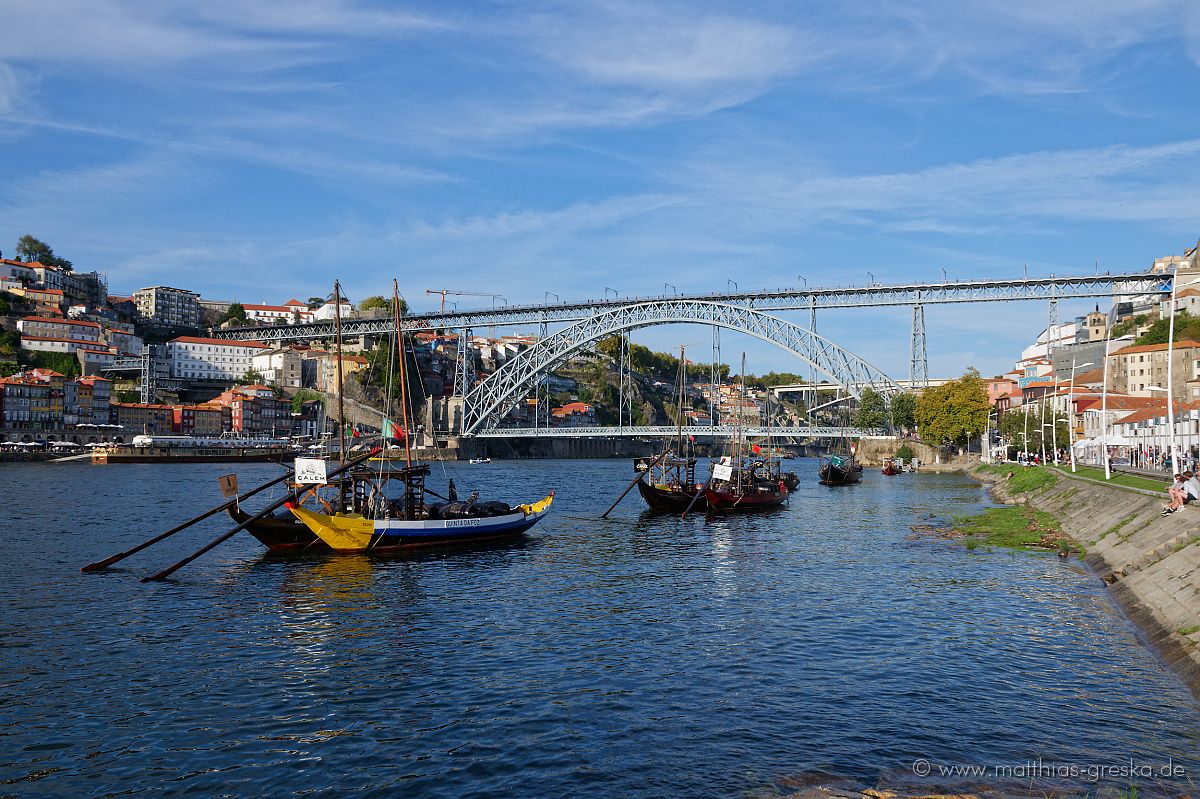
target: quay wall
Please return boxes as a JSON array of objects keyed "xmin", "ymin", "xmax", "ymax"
[{"xmin": 975, "ymin": 467, "xmax": 1200, "ymax": 698}]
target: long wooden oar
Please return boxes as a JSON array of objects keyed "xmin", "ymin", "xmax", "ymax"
[
  {"xmin": 81, "ymin": 469, "xmax": 295, "ymax": 573},
  {"xmin": 141, "ymin": 449, "xmax": 379, "ymax": 583},
  {"xmin": 601, "ymin": 453, "xmax": 667, "ymax": 518}
]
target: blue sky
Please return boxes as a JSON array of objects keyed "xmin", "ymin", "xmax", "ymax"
[{"xmin": 1, "ymin": 0, "xmax": 1199, "ymax": 380}]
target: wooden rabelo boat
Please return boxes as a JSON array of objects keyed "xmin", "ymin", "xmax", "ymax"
[
  {"xmin": 636, "ymin": 346, "xmax": 707, "ymax": 513},
  {"xmin": 704, "ymin": 354, "xmax": 789, "ymax": 513},
  {"xmin": 705, "ymin": 457, "xmax": 789, "ymax": 512},
  {"xmin": 287, "ymin": 463, "xmax": 552, "ymax": 553},
  {"xmin": 637, "ymin": 455, "xmax": 706, "ymax": 512},
  {"xmin": 819, "ymin": 452, "xmax": 863, "ymax": 485},
  {"xmin": 285, "ymin": 280, "xmax": 554, "ymax": 554},
  {"xmin": 881, "ymin": 457, "xmax": 901, "ymax": 476}
]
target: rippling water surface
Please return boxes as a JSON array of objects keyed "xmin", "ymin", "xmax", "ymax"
[{"xmin": 2, "ymin": 459, "xmax": 1198, "ymax": 797}]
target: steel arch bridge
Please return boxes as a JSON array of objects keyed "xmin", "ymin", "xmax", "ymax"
[{"xmin": 461, "ymin": 299, "xmax": 903, "ymax": 436}]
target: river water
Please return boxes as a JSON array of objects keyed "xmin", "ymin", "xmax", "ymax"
[{"xmin": 2, "ymin": 458, "xmax": 1198, "ymax": 798}]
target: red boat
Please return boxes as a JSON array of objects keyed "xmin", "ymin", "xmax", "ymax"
[
  {"xmin": 881, "ymin": 457, "xmax": 901, "ymax": 476},
  {"xmin": 705, "ymin": 480, "xmax": 789, "ymax": 512}
]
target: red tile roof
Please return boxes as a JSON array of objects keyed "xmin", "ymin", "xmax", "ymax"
[
  {"xmin": 1112, "ymin": 339, "xmax": 1200, "ymax": 355},
  {"xmin": 21, "ymin": 315, "xmax": 100, "ymax": 328}
]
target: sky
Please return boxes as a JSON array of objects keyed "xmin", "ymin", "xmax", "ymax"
[{"xmin": 1, "ymin": 0, "xmax": 1199, "ymax": 380}]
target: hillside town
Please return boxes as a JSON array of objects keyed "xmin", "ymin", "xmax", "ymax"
[
  {"xmin": 4, "ymin": 233, "xmax": 1200, "ymax": 460},
  {"xmin": 0, "ymin": 235, "xmax": 809, "ymax": 447},
  {"xmin": 986, "ymin": 240, "xmax": 1200, "ymax": 469}
]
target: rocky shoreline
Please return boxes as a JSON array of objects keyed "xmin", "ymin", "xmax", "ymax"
[{"xmin": 970, "ymin": 465, "xmax": 1200, "ymax": 701}]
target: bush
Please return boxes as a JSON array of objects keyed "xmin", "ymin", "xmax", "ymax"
[{"xmin": 896, "ymin": 443, "xmax": 914, "ymax": 462}]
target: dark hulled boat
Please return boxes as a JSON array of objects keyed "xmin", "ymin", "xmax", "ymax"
[
  {"xmin": 636, "ymin": 463, "xmax": 707, "ymax": 513},
  {"xmin": 705, "ymin": 459, "xmax": 789, "ymax": 512},
  {"xmin": 819, "ymin": 452, "xmax": 862, "ymax": 485},
  {"xmin": 229, "ymin": 505, "xmax": 329, "ymax": 553}
]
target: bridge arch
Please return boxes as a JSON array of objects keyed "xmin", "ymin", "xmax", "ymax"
[{"xmin": 461, "ymin": 299, "xmax": 901, "ymax": 436}]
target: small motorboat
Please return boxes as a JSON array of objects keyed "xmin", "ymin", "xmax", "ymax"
[{"xmin": 469, "ymin": 457, "xmax": 492, "ymax": 464}]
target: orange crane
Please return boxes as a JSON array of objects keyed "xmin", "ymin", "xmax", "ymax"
[{"xmin": 425, "ymin": 289, "xmax": 505, "ymax": 313}]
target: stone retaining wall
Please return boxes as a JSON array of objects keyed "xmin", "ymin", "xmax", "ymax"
[{"xmin": 975, "ymin": 467, "xmax": 1200, "ymax": 698}]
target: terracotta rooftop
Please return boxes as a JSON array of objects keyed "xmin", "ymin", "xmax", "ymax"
[{"xmin": 1112, "ymin": 339, "xmax": 1200, "ymax": 355}]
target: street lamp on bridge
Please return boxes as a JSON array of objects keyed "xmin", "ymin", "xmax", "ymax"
[
  {"xmin": 727, "ymin": 279, "xmax": 738, "ymax": 292},
  {"xmin": 604, "ymin": 287, "xmax": 618, "ymax": 299},
  {"xmin": 797, "ymin": 275, "xmax": 807, "ymax": 288},
  {"xmin": 544, "ymin": 291, "xmax": 559, "ymax": 304},
  {"xmin": 664, "ymin": 282, "xmax": 676, "ymax": 295}
]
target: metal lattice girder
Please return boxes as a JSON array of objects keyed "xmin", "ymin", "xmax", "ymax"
[
  {"xmin": 212, "ymin": 272, "xmax": 1165, "ymax": 343},
  {"xmin": 910, "ymin": 303, "xmax": 928, "ymax": 388},
  {"xmin": 460, "ymin": 300, "xmax": 903, "ymax": 436},
  {"xmin": 473, "ymin": 425, "xmax": 881, "ymax": 438}
]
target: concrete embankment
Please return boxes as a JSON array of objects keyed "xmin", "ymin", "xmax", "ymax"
[{"xmin": 974, "ymin": 466, "xmax": 1200, "ymax": 697}]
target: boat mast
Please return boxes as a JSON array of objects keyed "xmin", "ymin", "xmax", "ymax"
[
  {"xmin": 392, "ymin": 279, "xmax": 413, "ymax": 471},
  {"xmin": 676, "ymin": 345, "xmax": 685, "ymax": 460},
  {"xmin": 333, "ymin": 280, "xmax": 346, "ymax": 467},
  {"xmin": 738, "ymin": 352, "xmax": 746, "ymax": 494}
]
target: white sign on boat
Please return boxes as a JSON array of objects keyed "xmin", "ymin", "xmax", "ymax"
[
  {"xmin": 712, "ymin": 463, "xmax": 734, "ymax": 481},
  {"xmin": 294, "ymin": 458, "xmax": 328, "ymax": 485}
]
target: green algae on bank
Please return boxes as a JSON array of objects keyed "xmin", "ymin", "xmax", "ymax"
[{"xmin": 952, "ymin": 505, "xmax": 1071, "ymax": 551}]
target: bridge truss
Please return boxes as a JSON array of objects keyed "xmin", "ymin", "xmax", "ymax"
[
  {"xmin": 460, "ymin": 300, "xmax": 903, "ymax": 436},
  {"xmin": 213, "ymin": 272, "xmax": 1164, "ymax": 343},
  {"xmin": 474, "ymin": 425, "xmax": 881, "ymax": 439}
]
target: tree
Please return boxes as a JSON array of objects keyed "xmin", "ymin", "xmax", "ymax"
[
  {"xmin": 914, "ymin": 368, "xmax": 989, "ymax": 447},
  {"xmin": 219, "ymin": 302, "xmax": 247, "ymax": 324},
  {"xmin": 15, "ymin": 235, "xmax": 73, "ymax": 271},
  {"xmin": 998, "ymin": 404, "xmax": 1069, "ymax": 455},
  {"xmin": 1135, "ymin": 310, "xmax": 1200, "ymax": 346},
  {"xmin": 852, "ymin": 387, "xmax": 887, "ymax": 429},
  {"xmin": 238, "ymin": 369, "xmax": 266, "ymax": 385},
  {"xmin": 890, "ymin": 392, "xmax": 917, "ymax": 431},
  {"xmin": 359, "ymin": 295, "xmax": 409, "ymax": 315},
  {"xmin": 307, "ymin": 297, "xmax": 326, "ymax": 309}
]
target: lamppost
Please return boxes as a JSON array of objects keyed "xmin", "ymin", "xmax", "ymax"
[
  {"xmin": 604, "ymin": 287, "xmax": 618, "ymax": 300},
  {"xmin": 1067, "ymin": 359, "xmax": 1093, "ymax": 473},
  {"xmin": 544, "ymin": 291, "xmax": 559, "ymax": 303},
  {"xmin": 727, "ymin": 279, "xmax": 738, "ymax": 293},
  {"xmin": 664, "ymin": 282, "xmax": 676, "ymax": 295},
  {"xmin": 797, "ymin": 275, "xmax": 807, "ymax": 288},
  {"xmin": 1165, "ymin": 261, "xmax": 1181, "ymax": 472}
]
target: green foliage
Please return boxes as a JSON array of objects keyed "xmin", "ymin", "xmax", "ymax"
[
  {"xmin": 291, "ymin": 388, "xmax": 323, "ymax": 414},
  {"xmin": 996, "ymin": 403, "xmax": 1069, "ymax": 454},
  {"xmin": 306, "ymin": 297, "xmax": 325, "ymax": 309},
  {"xmin": 1110, "ymin": 314, "xmax": 1145, "ymax": 339},
  {"xmin": 914, "ymin": 368, "xmax": 989, "ymax": 446},
  {"xmin": 0, "ymin": 360, "xmax": 18, "ymax": 377},
  {"xmin": 115, "ymin": 389, "xmax": 139, "ymax": 403},
  {"xmin": 0, "ymin": 328, "xmax": 19, "ymax": 357},
  {"xmin": 0, "ymin": 292, "xmax": 9, "ymax": 315},
  {"xmin": 236, "ymin": 369, "xmax": 266, "ymax": 385},
  {"xmin": 1134, "ymin": 309, "xmax": 1200, "ymax": 346},
  {"xmin": 15, "ymin": 234, "xmax": 73, "ymax": 271},
  {"xmin": 219, "ymin": 302, "xmax": 247, "ymax": 324},
  {"xmin": 890, "ymin": 392, "xmax": 916, "ymax": 430},
  {"xmin": 18, "ymin": 349, "xmax": 81, "ymax": 377},
  {"xmin": 359, "ymin": 296, "xmax": 409, "ymax": 315},
  {"xmin": 1179, "ymin": 625, "xmax": 1200, "ymax": 636},
  {"xmin": 1048, "ymin": 464, "xmax": 1165, "ymax": 493},
  {"xmin": 896, "ymin": 443, "xmax": 914, "ymax": 462},
  {"xmin": 852, "ymin": 387, "xmax": 886, "ymax": 429}
]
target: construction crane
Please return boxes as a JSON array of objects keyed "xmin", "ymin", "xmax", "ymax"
[{"xmin": 425, "ymin": 289, "xmax": 505, "ymax": 314}]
